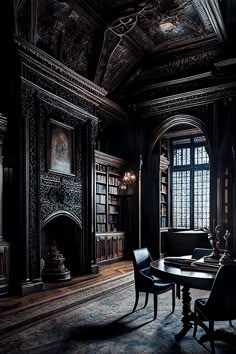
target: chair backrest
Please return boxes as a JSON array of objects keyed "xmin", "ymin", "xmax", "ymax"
[
  {"xmin": 132, "ymin": 248, "xmax": 155, "ymax": 292},
  {"xmin": 133, "ymin": 248, "xmax": 153, "ymax": 272},
  {"xmin": 206, "ymin": 264, "xmax": 236, "ymax": 320},
  {"xmin": 192, "ymin": 248, "xmax": 212, "ymax": 260}
]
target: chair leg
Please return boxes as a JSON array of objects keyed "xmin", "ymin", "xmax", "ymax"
[
  {"xmin": 193, "ymin": 312, "xmax": 198, "ymax": 338},
  {"xmin": 133, "ymin": 290, "xmax": 139, "ymax": 312},
  {"xmin": 176, "ymin": 284, "xmax": 181, "ymax": 299},
  {"xmin": 144, "ymin": 293, "xmax": 149, "ymax": 308},
  {"xmin": 209, "ymin": 320, "xmax": 215, "ymax": 354},
  {"xmin": 153, "ymin": 293, "xmax": 158, "ymax": 320},
  {"xmin": 229, "ymin": 320, "xmax": 233, "ymax": 327},
  {"xmin": 171, "ymin": 286, "xmax": 175, "ymax": 313}
]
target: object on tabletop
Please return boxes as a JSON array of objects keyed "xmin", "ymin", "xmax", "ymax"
[
  {"xmin": 164, "ymin": 256, "xmax": 220, "ymax": 273},
  {"xmin": 189, "ymin": 257, "xmax": 220, "ymax": 273},
  {"xmin": 164, "ymin": 257, "xmax": 195, "ymax": 267},
  {"xmin": 201, "ymin": 226, "xmax": 221, "ymax": 260},
  {"xmin": 219, "ymin": 229, "xmax": 236, "ymax": 265}
]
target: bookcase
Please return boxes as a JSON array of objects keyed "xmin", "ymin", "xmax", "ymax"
[
  {"xmin": 160, "ymin": 139, "xmax": 169, "ymax": 229},
  {"xmin": 159, "ymin": 139, "xmax": 169, "ymax": 257},
  {"xmin": 95, "ymin": 150, "xmax": 126, "ymax": 263}
]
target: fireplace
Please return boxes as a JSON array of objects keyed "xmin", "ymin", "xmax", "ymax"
[
  {"xmin": 11, "ymin": 41, "xmax": 99, "ymax": 295},
  {"xmin": 41, "ymin": 213, "xmax": 83, "ymax": 276}
]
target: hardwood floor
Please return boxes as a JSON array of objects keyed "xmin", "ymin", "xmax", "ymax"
[{"xmin": 0, "ymin": 260, "xmax": 133, "ymax": 313}]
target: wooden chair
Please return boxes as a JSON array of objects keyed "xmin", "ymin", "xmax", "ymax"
[
  {"xmin": 132, "ymin": 248, "xmax": 175, "ymax": 319},
  {"xmin": 193, "ymin": 264, "xmax": 236, "ymax": 353}
]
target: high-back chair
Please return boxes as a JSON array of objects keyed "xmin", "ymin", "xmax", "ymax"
[
  {"xmin": 193, "ymin": 264, "xmax": 236, "ymax": 353},
  {"xmin": 192, "ymin": 248, "xmax": 212, "ymax": 260},
  {"xmin": 132, "ymin": 248, "xmax": 175, "ymax": 319}
]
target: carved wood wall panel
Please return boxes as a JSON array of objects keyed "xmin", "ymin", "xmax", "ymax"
[
  {"xmin": 20, "ymin": 75, "xmax": 98, "ymax": 281},
  {"xmin": 21, "ymin": 81, "xmax": 40, "ymax": 279},
  {"xmin": 39, "ymin": 102, "xmax": 83, "ymax": 223}
]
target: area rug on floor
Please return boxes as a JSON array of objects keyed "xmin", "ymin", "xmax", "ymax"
[
  {"xmin": 0, "ymin": 272, "xmax": 134, "ymax": 337},
  {"xmin": 0, "ymin": 281, "xmax": 236, "ymax": 354}
]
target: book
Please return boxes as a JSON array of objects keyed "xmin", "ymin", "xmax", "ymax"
[
  {"xmin": 203, "ymin": 256, "xmax": 221, "ymax": 263},
  {"xmin": 192, "ymin": 257, "xmax": 219, "ymax": 269},
  {"xmin": 164, "ymin": 257, "xmax": 196, "ymax": 267},
  {"xmin": 180, "ymin": 264, "xmax": 218, "ymax": 273}
]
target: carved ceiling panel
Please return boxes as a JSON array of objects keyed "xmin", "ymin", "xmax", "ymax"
[{"xmin": 13, "ymin": 0, "xmax": 232, "ymax": 97}]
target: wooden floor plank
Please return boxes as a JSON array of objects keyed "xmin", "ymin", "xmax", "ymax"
[{"xmin": 0, "ymin": 260, "xmax": 133, "ymax": 313}]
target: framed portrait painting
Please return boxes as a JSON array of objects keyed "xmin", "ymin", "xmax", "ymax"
[{"xmin": 48, "ymin": 119, "xmax": 75, "ymax": 175}]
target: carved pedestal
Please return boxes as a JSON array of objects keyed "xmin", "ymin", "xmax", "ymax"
[{"xmin": 41, "ymin": 242, "xmax": 71, "ymax": 282}]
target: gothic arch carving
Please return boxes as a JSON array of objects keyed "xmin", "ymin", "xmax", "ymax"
[
  {"xmin": 42, "ymin": 210, "xmax": 82, "ymax": 230},
  {"xmin": 151, "ymin": 114, "xmax": 209, "ymax": 152}
]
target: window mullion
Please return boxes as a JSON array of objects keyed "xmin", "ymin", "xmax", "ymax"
[{"xmin": 190, "ymin": 141, "xmax": 195, "ymax": 229}]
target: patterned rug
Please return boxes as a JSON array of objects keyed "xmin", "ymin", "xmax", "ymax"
[
  {"xmin": 0, "ymin": 273, "xmax": 134, "ymax": 338},
  {"xmin": 0, "ymin": 275, "xmax": 236, "ymax": 354}
]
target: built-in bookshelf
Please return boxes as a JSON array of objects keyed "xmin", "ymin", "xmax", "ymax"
[
  {"xmin": 95, "ymin": 150, "xmax": 126, "ymax": 263},
  {"xmin": 160, "ymin": 139, "xmax": 169, "ymax": 229}
]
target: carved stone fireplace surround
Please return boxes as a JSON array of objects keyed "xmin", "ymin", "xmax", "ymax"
[{"xmin": 12, "ymin": 37, "xmax": 124, "ymax": 295}]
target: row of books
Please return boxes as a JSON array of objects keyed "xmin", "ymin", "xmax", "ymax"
[{"xmin": 108, "ymin": 176, "xmax": 119, "ymax": 186}]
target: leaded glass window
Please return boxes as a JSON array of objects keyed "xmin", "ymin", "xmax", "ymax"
[
  {"xmin": 172, "ymin": 170, "xmax": 190, "ymax": 228},
  {"xmin": 171, "ymin": 135, "xmax": 210, "ymax": 229}
]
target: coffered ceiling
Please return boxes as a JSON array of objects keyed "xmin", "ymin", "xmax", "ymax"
[{"xmin": 14, "ymin": 0, "xmax": 236, "ymax": 99}]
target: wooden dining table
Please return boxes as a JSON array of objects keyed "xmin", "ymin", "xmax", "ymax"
[{"xmin": 150, "ymin": 258, "xmax": 216, "ymax": 340}]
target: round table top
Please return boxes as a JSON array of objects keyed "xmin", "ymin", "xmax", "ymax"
[{"xmin": 150, "ymin": 259, "xmax": 216, "ymax": 290}]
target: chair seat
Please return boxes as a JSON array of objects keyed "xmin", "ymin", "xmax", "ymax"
[
  {"xmin": 142, "ymin": 267, "xmax": 174, "ymax": 289},
  {"xmin": 152, "ymin": 280, "xmax": 174, "ymax": 291}
]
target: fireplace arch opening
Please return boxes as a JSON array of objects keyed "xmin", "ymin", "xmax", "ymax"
[{"xmin": 41, "ymin": 213, "xmax": 83, "ymax": 276}]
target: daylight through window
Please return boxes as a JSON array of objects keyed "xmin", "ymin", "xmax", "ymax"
[{"xmin": 171, "ymin": 135, "xmax": 210, "ymax": 229}]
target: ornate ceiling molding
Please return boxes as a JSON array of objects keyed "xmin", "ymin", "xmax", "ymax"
[
  {"xmin": 194, "ymin": 0, "xmax": 227, "ymax": 40},
  {"xmin": 22, "ymin": 78, "xmax": 98, "ymax": 123},
  {"xmin": 137, "ymin": 82, "xmax": 236, "ymax": 118},
  {"xmin": 15, "ymin": 35, "xmax": 128, "ymax": 122},
  {"xmin": 15, "ymin": 35, "xmax": 106, "ymax": 97},
  {"xmin": 133, "ymin": 71, "xmax": 213, "ymax": 96}
]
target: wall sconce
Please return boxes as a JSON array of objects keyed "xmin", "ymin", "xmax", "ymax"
[{"xmin": 119, "ymin": 171, "xmax": 136, "ymax": 190}]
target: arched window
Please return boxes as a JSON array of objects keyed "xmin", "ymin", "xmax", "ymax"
[{"xmin": 170, "ymin": 134, "xmax": 210, "ymax": 229}]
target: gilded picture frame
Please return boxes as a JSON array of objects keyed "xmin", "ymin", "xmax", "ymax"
[{"xmin": 48, "ymin": 119, "xmax": 75, "ymax": 175}]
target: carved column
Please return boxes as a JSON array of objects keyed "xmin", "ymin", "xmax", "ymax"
[
  {"xmin": 86, "ymin": 120, "xmax": 98, "ymax": 274},
  {"xmin": 20, "ymin": 84, "xmax": 43, "ymax": 295},
  {"xmin": 0, "ymin": 113, "xmax": 9, "ymax": 295}
]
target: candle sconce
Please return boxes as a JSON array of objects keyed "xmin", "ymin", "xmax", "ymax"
[{"xmin": 119, "ymin": 170, "xmax": 136, "ymax": 191}]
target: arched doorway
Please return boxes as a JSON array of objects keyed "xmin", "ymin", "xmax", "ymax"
[
  {"xmin": 141, "ymin": 115, "xmax": 213, "ymax": 258},
  {"xmin": 157, "ymin": 124, "xmax": 211, "ymax": 256}
]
